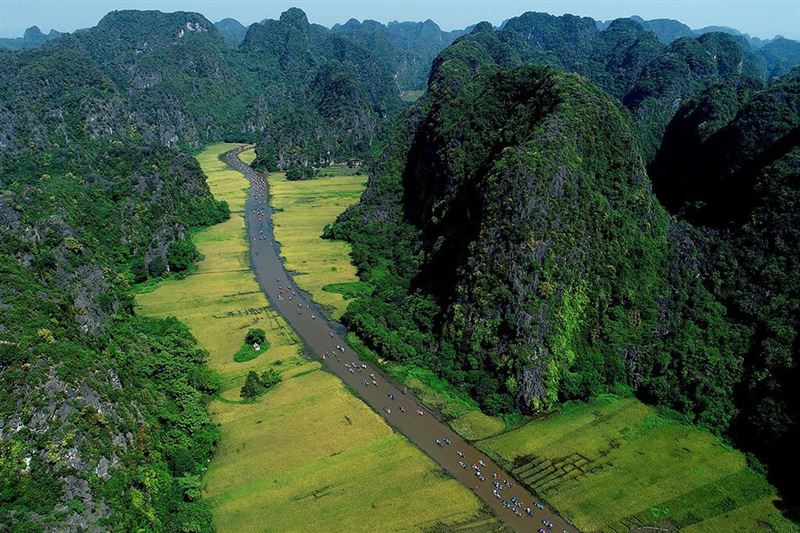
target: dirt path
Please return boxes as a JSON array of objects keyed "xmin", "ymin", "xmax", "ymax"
[{"xmin": 225, "ymin": 146, "xmax": 577, "ymax": 533}]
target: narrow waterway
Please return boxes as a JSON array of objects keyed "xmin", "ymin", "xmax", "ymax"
[{"xmin": 225, "ymin": 146, "xmax": 576, "ymax": 533}]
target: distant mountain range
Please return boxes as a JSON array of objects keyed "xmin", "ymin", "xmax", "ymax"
[
  {"xmin": 596, "ymin": 15, "xmax": 784, "ymax": 47},
  {"xmin": 0, "ymin": 25, "xmax": 62, "ymax": 50}
]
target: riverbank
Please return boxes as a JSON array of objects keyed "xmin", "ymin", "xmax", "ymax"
[
  {"xmin": 268, "ymin": 166, "xmax": 366, "ymax": 319},
  {"xmin": 135, "ymin": 143, "xmax": 490, "ymax": 532}
]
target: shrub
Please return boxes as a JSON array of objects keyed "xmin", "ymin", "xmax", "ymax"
[{"xmin": 244, "ymin": 328, "xmax": 266, "ymax": 346}]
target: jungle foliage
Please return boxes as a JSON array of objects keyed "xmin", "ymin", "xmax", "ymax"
[
  {"xmin": 0, "ymin": 145, "xmax": 226, "ymax": 530},
  {"xmin": 328, "ymin": 22, "xmax": 800, "ymax": 506}
]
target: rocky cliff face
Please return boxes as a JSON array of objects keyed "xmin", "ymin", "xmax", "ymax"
[
  {"xmin": 0, "ymin": 145, "xmax": 225, "ymax": 530},
  {"xmin": 401, "ymin": 63, "xmax": 671, "ymax": 411},
  {"xmin": 247, "ymin": 9, "xmax": 402, "ymax": 171}
]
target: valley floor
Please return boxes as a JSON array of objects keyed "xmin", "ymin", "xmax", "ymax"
[
  {"xmin": 134, "ymin": 142, "xmax": 797, "ymax": 533},
  {"xmin": 262, "ymin": 157, "xmax": 797, "ymax": 533},
  {"xmin": 268, "ymin": 165, "xmax": 366, "ymax": 319},
  {"xmin": 135, "ymin": 144, "xmax": 489, "ymax": 532}
]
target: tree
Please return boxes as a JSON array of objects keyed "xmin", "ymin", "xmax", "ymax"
[
  {"xmin": 240, "ymin": 371, "xmax": 263, "ymax": 400},
  {"xmin": 285, "ymin": 164, "xmax": 314, "ymax": 181},
  {"xmin": 245, "ymin": 328, "xmax": 266, "ymax": 346},
  {"xmin": 260, "ymin": 368, "xmax": 281, "ymax": 389},
  {"xmin": 131, "ymin": 257, "xmax": 148, "ymax": 283},
  {"xmin": 168, "ymin": 239, "xmax": 199, "ymax": 272}
]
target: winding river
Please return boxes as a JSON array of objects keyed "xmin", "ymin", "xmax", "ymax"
[{"xmin": 225, "ymin": 146, "xmax": 576, "ymax": 533}]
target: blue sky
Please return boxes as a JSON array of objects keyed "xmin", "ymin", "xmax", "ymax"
[{"xmin": 1, "ymin": 0, "xmax": 798, "ymax": 39}]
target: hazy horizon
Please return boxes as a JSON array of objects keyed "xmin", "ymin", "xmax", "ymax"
[{"xmin": 1, "ymin": 0, "xmax": 799, "ymax": 41}]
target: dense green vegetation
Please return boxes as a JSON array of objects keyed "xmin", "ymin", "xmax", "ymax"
[
  {"xmin": 648, "ymin": 69, "xmax": 800, "ymax": 495},
  {"xmin": 0, "ymin": 144, "xmax": 227, "ymax": 529},
  {"xmin": 243, "ymin": 9, "xmax": 403, "ymax": 170},
  {"xmin": 0, "ymin": 8, "xmax": 403, "ymax": 183},
  {"xmin": 332, "ymin": 61, "xmax": 675, "ymax": 414},
  {"xmin": 328, "ymin": 20, "xmax": 800, "ymax": 514},
  {"xmin": 329, "ymin": 18, "xmax": 467, "ymax": 91}
]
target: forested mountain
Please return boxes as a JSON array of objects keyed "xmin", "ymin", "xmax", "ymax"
[
  {"xmin": 0, "ymin": 8, "xmax": 400, "ymax": 178},
  {"xmin": 211, "ymin": 14, "xmax": 468, "ymax": 93},
  {"xmin": 329, "ymin": 19, "xmax": 799, "ymax": 502},
  {"xmin": 649, "ymin": 66, "xmax": 800, "ymax": 496},
  {"xmin": 626, "ymin": 16, "xmax": 693, "ymax": 43},
  {"xmin": 761, "ymin": 37, "xmax": 800, "ymax": 78},
  {"xmin": 0, "ymin": 10, "xmax": 247, "ymax": 165},
  {"xmin": 244, "ymin": 8, "xmax": 402, "ymax": 171},
  {"xmin": 0, "ymin": 144, "xmax": 227, "ymax": 530},
  {"xmin": 214, "ymin": 17, "xmax": 248, "ymax": 45},
  {"xmin": 596, "ymin": 15, "xmax": 777, "ymax": 48},
  {"xmin": 624, "ymin": 31, "xmax": 764, "ymax": 158},
  {"xmin": 0, "ymin": 26, "xmax": 62, "ymax": 51},
  {"xmin": 330, "ymin": 18, "xmax": 467, "ymax": 91},
  {"xmin": 433, "ymin": 12, "xmax": 780, "ymax": 159}
]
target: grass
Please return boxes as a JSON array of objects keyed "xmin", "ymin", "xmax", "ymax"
[
  {"xmin": 233, "ymin": 341, "xmax": 268, "ymax": 363},
  {"xmin": 136, "ymin": 143, "xmax": 489, "ymax": 532},
  {"xmin": 345, "ymin": 331, "xmax": 507, "ymax": 441},
  {"xmin": 476, "ymin": 395, "xmax": 797, "ymax": 533},
  {"xmin": 322, "ymin": 280, "xmax": 374, "ymax": 300},
  {"xmin": 268, "ymin": 165, "xmax": 367, "ymax": 319},
  {"xmin": 400, "ymin": 89, "xmax": 425, "ymax": 103}
]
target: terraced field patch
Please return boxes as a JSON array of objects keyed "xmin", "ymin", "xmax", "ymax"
[{"xmin": 477, "ymin": 395, "xmax": 795, "ymax": 533}]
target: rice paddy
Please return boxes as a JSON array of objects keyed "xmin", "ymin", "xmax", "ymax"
[
  {"xmin": 476, "ymin": 395, "xmax": 796, "ymax": 533},
  {"xmin": 267, "ymin": 166, "xmax": 366, "ymax": 319},
  {"xmin": 136, "ymin": 143, "xmax": 488, "ymax": 532}
]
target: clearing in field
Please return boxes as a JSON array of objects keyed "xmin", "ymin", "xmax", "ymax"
[
  {"xmin": 136, "ymin": 143, "xmax": 489, "ymax": 532},
  {"xmin": 477, "ymin": 395, "xmax": 796, "ymax": 533},
  {"xmin": 268, "ymin": 166, "xmax": 366, "ymax": 319}
]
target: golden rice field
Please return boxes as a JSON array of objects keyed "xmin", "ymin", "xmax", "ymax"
[
  {"xmin": 476, "ymin": 396, "xmax": 797, "ymax": 533},
  {"xmin": 268, "ymin": 166, "xmax": 366, "ymax": 319},
  {"xmin": 136, "ymin": 143, "xmax": 488, "ymax": 532}
]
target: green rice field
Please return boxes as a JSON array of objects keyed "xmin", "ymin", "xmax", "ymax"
[
  {"xmin": 268, "ymin": 166, "xmax": 366, "ymax": 319},
  {"xmin": 477, "ymin": 395, "xmax": 796, "ymax": 533}
]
